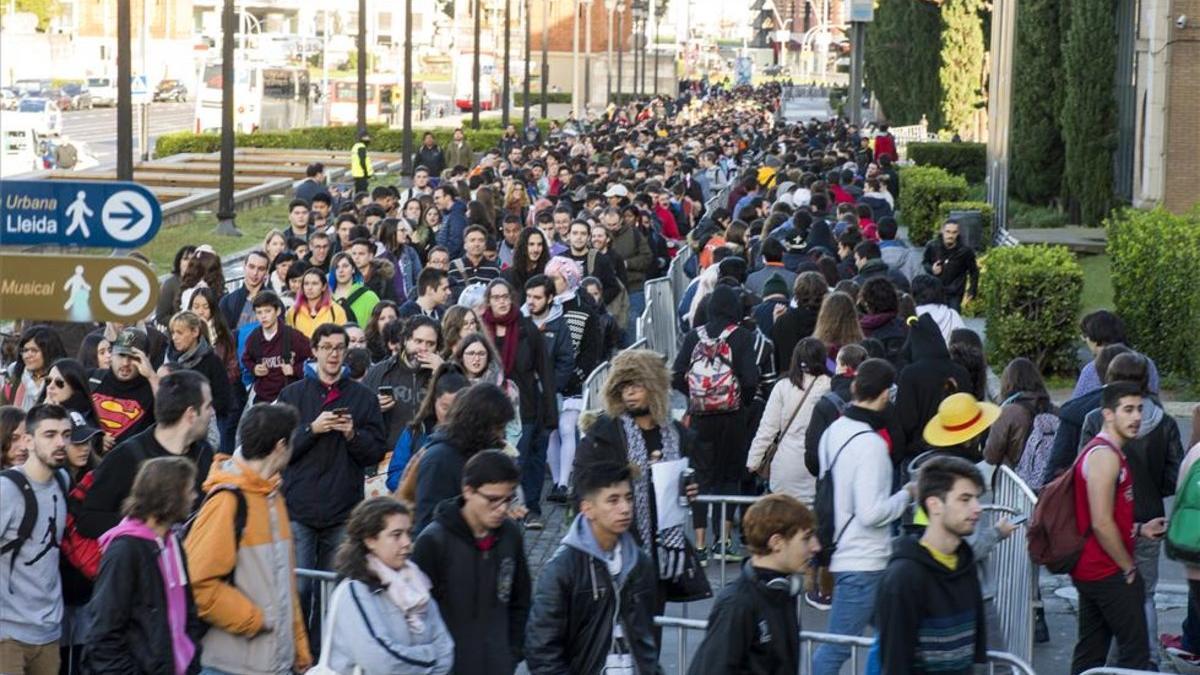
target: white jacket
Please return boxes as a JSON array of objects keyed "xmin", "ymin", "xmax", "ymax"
[
  {"xmin": 818, "ymin": 414, "xmax": 911, "ymax": 573},
  {"xmin": 746, "ymin": 375, "xmax": 831, "ymax": 503}
]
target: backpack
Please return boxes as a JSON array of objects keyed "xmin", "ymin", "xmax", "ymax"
[
  {"xmin": 0, "ymin": 469, "xmax": 68, "ymax": 580},
  {"xmin": 60, "ymin": 470, "xmax": 103, "ymax": 579},
  {"xmin": 1027, "ymin": 438, "xmax": 1107, "ymax": 574},
  {"xmin": 182, "ymin": 485, "xmax": 248, "ymax": 582},
  {"xmin": 813, "ymin": 430, "xmax": 870, "ymax": 567},
  {"xmin": 821, "ymin": 391, "xmax": 848, "ymax": 417},
  {"xmin": 1167, "ymin": 458, "xmax": 1200, "ymax": 563},
  {"xmin": 1014, "ymin": 412, "xmax": 1060, "ymax": 492},
  {"xmin": 686, "ymin": 325, "xmax": 742, "ymax": 414}
]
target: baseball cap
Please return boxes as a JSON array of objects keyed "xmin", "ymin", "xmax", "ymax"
[
  {"xmin": 603, "ymin": 184, "xmax": 629, "ymax": 198},
  {"xmin": 69, "ymin": 411, "xmax": 103, "ymax": 445},
  {"xmin": 112, "ymin": 327, "xmax": 149, "ymax": 356}
]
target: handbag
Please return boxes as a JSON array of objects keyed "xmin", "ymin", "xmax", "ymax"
[
  {"xmin": 662, "ymin": 538, "xmax": 712, "ymax": 603},
  {"xmin": 754, "ymin": 383, "xmax": 814, "ymax": 480},
  {"xmin": 306, "ymin": 582, "xmax": 362, "ymax": 675}
]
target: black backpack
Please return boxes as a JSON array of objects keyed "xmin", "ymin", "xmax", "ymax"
[
  {"xmin": 813, "ymin": 430, "xmax": 869, "ymax": 567},
  {"xmin": 182, "ymin": 484, "xmax": 247, "ymax": 583},
  {"xmin": 0, "ymin": 468, "xmax": 68, "ymax": 583},
  {"xmin": 337, "ymin": 286, "xmax": 371, "ymax": 325}
]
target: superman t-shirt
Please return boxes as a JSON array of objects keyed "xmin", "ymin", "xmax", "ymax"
[{"xmin": 90, "ymin": 372, "xmax": 156, "ymax": 442}]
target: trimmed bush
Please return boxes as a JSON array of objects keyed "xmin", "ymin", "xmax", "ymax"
[
  {"xmin": 980, "ymin": 244, "xmax": 1083, "ymax": 373},
  {"xmin": 898, "ymin": 165, "xmax": 969, "ymax": 246},
  {"xmin": 1008, "ymin": 201, "xmax": 1068, "ymax": 229},
  {"xmin": 865, "ymin": 0, "xmax": 943, "ymax": 127},
  {"xmin": 156, "ymin": 124, "xmax": 514, "ymax": 159},
  {"xmin": 938, "ymin": 0, "xmax": 986, "ymax": 138},
  {"xmin": 513, "ymin": 92, "xmax": 572, "ymax": 105},
  {"xmin": 1107, "ymin": 207, "xmax": 1200, "ymax": 382},
  {"xmin": 907, "ymin": 142, "xmax": 987, "ymax": 184},
  {"xmin": 936, "ymin": 200, "xmax": 994, "ymax": 250}
]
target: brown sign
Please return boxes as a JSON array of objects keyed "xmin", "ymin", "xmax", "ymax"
[{"xmin": 0, "ymin": 254, "xmax": 159, "ymax": 324}]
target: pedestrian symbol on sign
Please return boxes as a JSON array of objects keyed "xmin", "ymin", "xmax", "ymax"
[{"xmin": 65, "ymin": 191, "xmax": 93, "ymax": 238}]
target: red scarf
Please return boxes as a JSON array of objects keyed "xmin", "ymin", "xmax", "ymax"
[{"xmin": 482, "ymin": 306, "xmax": 520, "ymax": 376}]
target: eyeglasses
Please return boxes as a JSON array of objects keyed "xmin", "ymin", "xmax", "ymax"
[
  {"xmin": 49, "ymin": 378, "xmax": 67, "ymax": 388},
  {"xmin": 462, "ymin": 350, "xmax": 488, "ymax": 359},
  {"xmin": 316, "ymin": 344, "xmax": 347, "ymax": 354},
  {"xmin": 490, "ymin": 293, "xmax": 511, "ymax": 301},
  {"xmin": 476, "ymin": 491, "xmax": 517, "ymax": 509}
]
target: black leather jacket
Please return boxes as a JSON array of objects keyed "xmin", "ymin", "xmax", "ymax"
[{"xmin": 525, "ymin": 520, "xmax": 663, "ymax": 675}]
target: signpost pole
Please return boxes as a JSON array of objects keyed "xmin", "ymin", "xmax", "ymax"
[
  {"xmin": 117, "ymin": 0, "xmax": 133, "ymax": 181},
  {"xmin": 215, "ymin": 0, "xmax": 241, "ymax": 236},
  {"xmin": 139, "ymin": 0, "xmax": 150, "ymax": 162},
  {"xmin": 540, "ymin": 0, "xmax": 548, "ymax": 119},
  {"xmin": 523, "ymin": 0, "xmax": 532, "ymax": 129},
  {"xmin": 402, "ymin": 0, "xmax": 414, "ymax": 176},
  {"xmin": 503, "ymin": 0, "xmax": 512, "ymax": 127},
  {"xmin": 357, "ymin": 0, "xmax": 367, "ymax": 135}
]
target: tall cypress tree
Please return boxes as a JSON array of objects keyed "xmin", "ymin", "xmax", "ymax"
[
  {"xmin": 938, "ymin": 0, "xmax": 986, "ymax": 138},
  {"xmin": 1060, "ymin": 0, "xmax": 1117, "ymax": 224},
  {"xmin": 865, "ymin": 0, "xmax": 943, "ymax": 128},
  {"xmin": 1010, "ymin": 0, "xmax": 1065, "ymax": 204}
]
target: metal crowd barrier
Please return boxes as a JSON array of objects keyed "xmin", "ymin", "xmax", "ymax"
[
  {"xmin": 579, "ymin": 338, "xmax": 648, "ymax": 413},
  {"xmin": 1080, "ymin": 670, "xmax": 1161, "ymax": 674},
  {"xmin": 693, "ymin": 494, "xmax": 761, "ymax": 590},
  {"xmin": 641, "ymin": 277, "xmax": 679, "ymax": 363},
  {"xmin": 654, "ymin": 616, "xmax": 1038, "ymax": 674},
  {"xmin": 986, "ymin": 464, "xmax": 1039, "ymax": 664},
  {"xmin": 667, "ymin": 246, "xmax": 693, "ymax": 312},
  {"xmin": 295, "ymin": 567, "xmax": 339, "ymax": 624}
]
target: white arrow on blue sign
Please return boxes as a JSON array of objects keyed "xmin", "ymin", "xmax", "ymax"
[{"xmin": 0, "ymin": 179, "xmax": 162, "ymax": 248}]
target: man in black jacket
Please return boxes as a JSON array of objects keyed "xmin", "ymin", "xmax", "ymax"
[
  {"xmin": 362, "ymin": 317, "xmax": 442, "ymax": 452},
  {"xmin": 414, "ymin": 132, "xmax": 446, "ymax": 177},
  {"xmin": 275, "ymin": 322, "xmax": 386, "ymax": 642},
  {"xmin": 526, "ymin": 462, "xmax": 661, "ymax": 675},
  {"xmin": 688, "ymin": 494, "xmax": 821, "ymax": 675},
  {"xmin": 921, "ymin": 221, "xmax": 979, "ymax": 311},
  {"xmin": 411, "ymin": 451, "xmax": 532, "ymax": 675},
  {"xmin": 895, "ymin": 314, "xmax": 970, "ymax": 466}
]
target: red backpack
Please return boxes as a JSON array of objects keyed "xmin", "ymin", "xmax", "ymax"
[
  {"xmin": 686, "ymin": 325, "xmax": 742, "ymax": 414},
  {"xmin": 60, "ymin": 471, "xmax": 103, "ymax": 580},
  {"xmin": 1026, "ymin": 437, "xmax": 1109, "ymax": 574}
]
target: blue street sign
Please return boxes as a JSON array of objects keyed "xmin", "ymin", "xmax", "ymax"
[{"xmin": 0, "ymin": 179, "xmax": 162, "ymax": 248}]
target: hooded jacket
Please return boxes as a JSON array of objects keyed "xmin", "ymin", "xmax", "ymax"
[
  {"xmin": 875, "ymin": 536, "xmax": 987, "ymax": 675},
  {"xmin": 84, "ymin": 519, "xmax": 204, "ymax": 674},
  {"xmin": 610, "ymin": 223, "xmax": 653, "ymax": 291},
  {"xmin": 1078, "ymin": 397, "xmax": 1183, "ymax": 521},
  {"xmin": 686, "ymin": 562, "xmax": 800, "ymax": 675},
  {"xmin": 1040, "ymin": 388, "xmax": 1105, "ymax": 485},
  {"xmin": 276, "ymin": 368, "xmax": 387, "ymax": 529},
  {"xmin": 324, "ymin": 576, "xmax": 455, "ymax": 675},
  {"xmin": 770, "ymin": 304, "xmax": 820, "ymax": 373},
  {"xmin": 982, "ymin": 391, "xmax": 1056, "ymax": 468},
  {"xmin": 413, "ymin": 430, "xmax": 467, "ymax": 532},
  {"xmin": 436, "ymin": 200, "xmax": 469, "ymax": 259},
  {"xmin": 921, "ymin": 240, "xmax": 979, "ymax": 300},
  {"xmin": 524, "ymin": 514, "xmax": 661, "ymax": 675},
  {"xmin": 184, "ymin": 456, "xmax": 311, "ymax": 675},
  {"xmin": 672, "ymin": 285, "xmax": 761, "ymax": 412},
  {"xmin": 410, "ymin": 497, "xmax": 532, "ymax": 675},
  {"xmin": 804, "ymin": 373, "xmax": 853, "ymax": 477},
  {"xmin": 853, "ymin": 258, "xmax": 911, "ymax": 294},
  {"xmin": 363, "ymin": 353, "xmax": 433, "ymax": 452},
  {"xmin": 915, "ymin": 303, "xmax": 966, "ymax": 345},
  {"xmin": 363, "ymin": 257, "xmax": 398, "ymax": 303},
  {"xmin": 895, "ymin": 314, "xmax": 972, "ymax": 463},
  {"xmin": 525, "ymin": 303, "xmax": 575, "ymax": 394},
  {"xmin": 879, "ymin": 239, "xmax": 922, "ymax": 280}
]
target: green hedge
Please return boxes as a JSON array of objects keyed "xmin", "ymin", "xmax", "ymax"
[
  {"xmin": 1107, "ymin": 207, "xmax": 1200, "ymax": 382},
  {"xmin": 513, "ymin": 92, "xmax": 572, "ymax": 105},
  {"xmin": 907, "ymin": 142, "xmax": 987, "ymax": 183},
  {"xmin": 936, "ymin": 200, "xmax": 994, "ymax": 250},
  {"xmin": 156, "ymin": 125, "xmax": 513, "ymax": 159},
  {"xmin": 898, "ymin": 165, "xmax": 969, "ymax": 246},
  {"xmin": 980, "ymin": 244, "xmax": 1083, "ymax": 373}
]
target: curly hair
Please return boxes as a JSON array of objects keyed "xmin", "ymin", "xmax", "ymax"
[
  {"xmin": 793, "ymin": 271, "xmax": 829, "ymax": 310},
  {"xmin": 437, "ymin": 382, "xmax": 515, "ymax": 454},
  {"xmin": 334, "ymin": 497, "xmax": 412, "ymax": 589}
]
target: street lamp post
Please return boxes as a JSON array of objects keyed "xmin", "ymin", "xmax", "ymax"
[
  {"xmin": 502, "ymin": 0, "xmax": 512, "ymax": 127},
  {"xmin": 572, "ymin": 0, "xmax": 580, "ymax": 117},
  {"xmin": 616, "ymin": 4, "xmax": 624, "ymax": 103},
  {"xmin": 472, "ymin": 0, "xmax": 482, "ymax": 129},
  {"xmin": 216, "ymin": 0, "xmax": 240, "ymax": 236},
  {"xmin": 606, "ymin": 0, "xmax": 615, "ymax": 104},
  {"xmin": 116, "ymin": 0, "xmax": 132, "ymax": 181},
  {"xmin": 631, "ymin": 2, "xmax": 645, "ymax": 97},
  {"xmin": 540, "ymin": 0, "xmax": 548, "ymax": 118},
  {"xmin": 402, "ymin": 0, "xmax": 413, "ymax": 175},
  {"xmin": 357, "ymin": 0, "xmax": 367, "ymax": 135},
  {"xmin": 524, "ymin": 0, "xmax": 532, "ymax": 128},
  {"xmin": 584, "ymin": 0, "xmax": 592, "ymax": 111}
]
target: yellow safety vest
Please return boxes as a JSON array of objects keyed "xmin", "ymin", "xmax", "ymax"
[{"xmin": 350, "ymin": 142, "xmax": 372, "ymax": 178}]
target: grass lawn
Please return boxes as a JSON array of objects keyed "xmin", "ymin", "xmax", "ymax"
[
  {"xmin": 1078, "ymin": 253, "xmax": 1114, "ymax": 315},
  {"xmin": 134, "ymin": 199, "xmax": 290, "ymax": 271}
]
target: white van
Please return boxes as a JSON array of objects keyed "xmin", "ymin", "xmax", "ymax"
[
  {"xmin": 1, "ymin": 124, "xmax": 46, "ymax": 177},
  {"xmin": 88, "ymin": 76, "xmax": 117, "ymax": 106}
]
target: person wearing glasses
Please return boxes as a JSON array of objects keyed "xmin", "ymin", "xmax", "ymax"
[
  {"xmin": 412, "ymin": 450, "xmax": 531, "ymax": 675},
  {"xmin": 276, "ymin": 322, "xmax": 387, "ymax": 654}
]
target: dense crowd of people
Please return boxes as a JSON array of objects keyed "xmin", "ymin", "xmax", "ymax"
[{"xmin": 2, "ymin": 80, "xmax": 1200, "ymax": 675}]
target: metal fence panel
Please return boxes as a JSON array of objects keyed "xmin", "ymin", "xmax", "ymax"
[
  {"xmin": 643, "ymin": 277, "xmax": 678, "ymax": 363},
  {"xmin": 987, "ymin": 465, "xmax": 1039, "ymax": 664},
  {"xmin": 668, "ymin": 248, "xmax": 693, "ymax": 314}
]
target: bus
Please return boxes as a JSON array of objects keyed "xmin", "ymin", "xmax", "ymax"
[
  {"xmin": 326, "ymin": 75, "xmax": 428, "ymax": 127},
  {"xmin": 454, "ymin": 52, "xmax": 499, "ymax": 112},
  {"xmin": 194, "ymin": 62, "xmax": 312, "ymax": 134}
]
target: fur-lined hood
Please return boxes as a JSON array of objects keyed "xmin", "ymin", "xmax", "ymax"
[
  {"xmin": 601, "ymin": 348, "xmax": 672, "ymax": 426},
  {"xmin": 370, "ymin": 257, "xmax": 396, "ymax": 281}
]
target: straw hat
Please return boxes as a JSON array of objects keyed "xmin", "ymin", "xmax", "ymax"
[{"xmin": 923, "ymin": 393, "xmax": 1001, "ymax": 447}]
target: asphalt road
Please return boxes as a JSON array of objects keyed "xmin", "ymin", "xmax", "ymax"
[{"xmin": 61, "ymin": 101, "xmax": 195, "ymax": 166}]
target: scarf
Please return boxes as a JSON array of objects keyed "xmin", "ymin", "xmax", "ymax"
[
  {"xmin": 619, "ymin": 414, "xmax": 688, "ymax": 581},
  {"xmin": 366, "ymin": 554, "xmax": 433, "ymax": 634},
  {"xmin": 482, "ymin": 306, "xmax": 521, "ymax": 376},
  {"xmin": 168, "ymin": 336, "xmax": 212, "ymax": 370}
]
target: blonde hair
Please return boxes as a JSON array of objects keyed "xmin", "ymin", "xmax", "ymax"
[{"xmin": 169, "ymin": 310, "xmax": 213, "ymax": 344}]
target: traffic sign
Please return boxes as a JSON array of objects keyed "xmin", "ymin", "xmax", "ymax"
[
  {"xmin": 131, "ymin": 75, "xmax": 152, "ymax": 105},
  {"xmin": 0, "ymin": 179, "xmax": 162, "ymax": 248},
  {"xmin": 0, "ymin": 254, "xmax": 159, "ymax": 323}
]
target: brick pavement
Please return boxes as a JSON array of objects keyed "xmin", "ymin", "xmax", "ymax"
[{"xmin": 522, "ymin": 499, "xmax": 572, "ymax": 577}]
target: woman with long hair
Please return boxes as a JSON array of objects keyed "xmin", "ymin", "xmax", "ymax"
[
  {"xmin": 288, "ymin": 267, "xmax": 348, "ymax": 337},
  {"xmin": 504, "ymin": 178, "xmax": 530, "ymax": 219},
  {"xmin": 262, "ymin": 229, "xmax": 288, "ymax": 266},
  {"xmin": 0, "ymin": 406, "xmax": 28, "ymax": 469},
  {"xmin": 413, "ymin": 382, "xmax": 517, "ymax": 531},
  {"xmin": 580, "ymin": 277, "xmax": 620, "ymax": 359},
  {"xmin": 453, "ymin": 332, "xmax": 522, "ymax": 448},
  {"xmin": 385, "ymin": 365, "xmax": 471, "ymax": 493},
  {"xmin": 948, "ymin": 328, "xmax": 992, "ymax": 403},
  {"xmin": 4, "ymin": 325, "xmax": 67, "ymax": 409},
  {"xmin": 180, "ymin": 246, "xmax": 225, "ymax": 310},
  {"xmin": 187, "ymin": 286, "xmax": 240, "ymax": 390},
  {"xmin": 378, "ymin": 218, "xmax": 422, "ymax": 302},
  {"xmin": 324, "ymin": 497, "xmax": 454, "ymax": 674},
  {"xmin": 36, "ymin": 358, "xmax": 98, "ymax": 426},
  {"xmin": 503, "ymin": 227, "xmax": 549, "ymax": 302},
  {"xmin": 772, "ymin": 271, "xmax": 829, "ymax": 372},
  {"xmin": 267, "ymin": 251, "xmax": 299, "ymax": 303},
  {"xmin": 157, "ymin": 245, "xmax": 196, "ymax": 323},
  {"xmin": 984, "ymin": 357, "xmax": 1056, "ymax": 469},
  {"xmin": 746, "ymin": 337, "xmax": 831, "ymax": 502},
  {"xmin": 330, "ymin": 252, "xmax": 380, "ymax": 326},
  {"xmin": 365, "ymin": 300, "xmax": 401, "ymax": 363},
  {"xmin": 414, "ymin": 204, "xmax": 443, "ymax": 260},
  {"xmin": 440, "ymin": 305, "xmax": 481, "ymax": 358},
  {"xmin": 165, "ymin": 311, "xmax": 233, "ymax": 438},
  {"xmin": 77, "ymin": 333, "xmax": 113, "ymax": 373},
  {"xmin": 84, "ymin": 457, "xmax": 204, "ymax": 673},
  {"xmin": 812, "ymin": 291, "xmax": 864, "ymax": 368},
  {"xmin": 401, "ymin": 197, "xmax": 423, "ymax": 228}
]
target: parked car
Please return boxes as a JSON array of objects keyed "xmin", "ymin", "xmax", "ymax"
[
  {"xmin": 61, "ymin": 82, "xmax": 93, "ymax": 110},
  {"xmin": 1, "ymin": 88, "xmax": 18, "ymax": 110},
  {"xmin": 14, "ymin": 98, "xmax": 63, "ymax": 136},
  {"xmin": 153, "ymin": 79, "xmax": 188, "ymax": 102},
  {"xmin": 88, "ymin": 77, "xmax": 117, "ymax": 106}
]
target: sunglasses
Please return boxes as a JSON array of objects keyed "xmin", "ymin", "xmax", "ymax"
[{"xmin": 49, "ymin": 378, "xmax": 67, "ymax": 388}]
